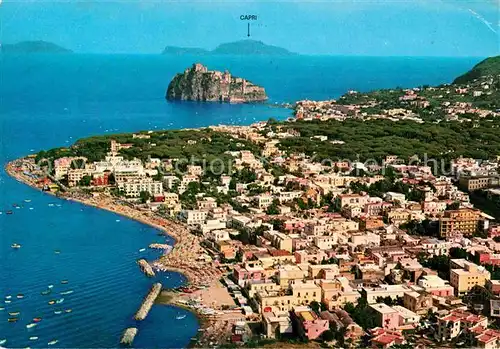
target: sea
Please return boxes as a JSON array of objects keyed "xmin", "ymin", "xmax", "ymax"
[{"xmin": 0, "ymin": 54, "xmax": 482, "ymax": 348}]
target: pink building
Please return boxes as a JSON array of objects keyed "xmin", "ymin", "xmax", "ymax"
[
  {"xmin": 370, "ymin": 303, "xmax": 400, "ymax": 330},
  {"xmin": 422, "ymin": 201, "xmax": 448, "ymax": 216},
  {"xmin": 293, "ymin": 307, "xmax": 329, "ymax": 340},
  {"xmin": 478, "ymin": 252, "xmax": 500, "ymax": 266},
  {"xmin": 232, "ymin": 263, "xmax": 263, "ymax": 286},
  {"xmin": 489, "ymin": 225, "xmax": 500, "ymax": 238},
  {"xmin": 370, "ymin": 328, "xmax": 406, "ymax": 349}
]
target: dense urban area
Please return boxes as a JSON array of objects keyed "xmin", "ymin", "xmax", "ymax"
[{"xmin": 7, "ymin": 56, "xmax": 500, "ymax": 348}]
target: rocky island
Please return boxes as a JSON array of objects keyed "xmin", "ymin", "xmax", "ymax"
[{"xmin": 166, "ymin": 63, "xmax": 267, "ymax": 103}]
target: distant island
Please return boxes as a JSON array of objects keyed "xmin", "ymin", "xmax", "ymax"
[
  {"xmin": 162, "ymin": 39, "xmax": 294, "ymax": 56},
  {"xmin": 0, "ymin": 41, "xmax": 72, "ymax": 54},
  {"xmin": 166, "ymin": 63, "xmax": 267, "ymax": 103}
]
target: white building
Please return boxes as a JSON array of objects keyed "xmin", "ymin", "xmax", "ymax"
[{"xmin": 118, "ymin": 178, "xmax": 163, "ymax": 198}]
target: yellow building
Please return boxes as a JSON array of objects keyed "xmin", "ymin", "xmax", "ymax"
[
  {"xmin": 257, "ymin": 280, "xmax": 321, "ymax": 313},
  {"xmin": 439, "ymin": 208, "xmax": 482, "ymax": 238},
  {"xmin": 320, "ymin": 278, "xmax": 360, "ymax": 310},
  {"xmin": 277, "ymin": 265, "xmax": 308, "ymax": 287},
  {"xmin": 449, "ymin": 259, "xmax": 490, "ymax": 295}
]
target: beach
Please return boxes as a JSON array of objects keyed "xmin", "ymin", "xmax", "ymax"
[{"xmin": 4, "ymin": 158, "xmax": 234, "ymax": 347}]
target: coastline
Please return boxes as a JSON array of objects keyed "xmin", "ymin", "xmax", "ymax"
[{"xmin": 4, "ymin": 159, "xmax": 231, "ymax": 347}]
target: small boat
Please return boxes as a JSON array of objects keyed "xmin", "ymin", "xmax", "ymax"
[
  {"xmin": 48, "ymin": 285, "xmax": 54, "ymax": 289},
  {"xmin": 116, "ymin": 219, "xmax": 120, "ymax": 222},
  {"xmin": 56, "ymin": 298, "xmax": 64, "ymax": 304},
  {"xmin": 48, "ymin": 204, "xmax": 54, "ymax": 207},
  {"xmin": 29, "ymin": 337, "xmax": 38, "ymax": 341},
  {"xmin": 8, "ymin": 318, "xmax": 18, "ymax": 323},
  {"xmin": 0, "ymin": 339, "xmax": 6, "ymax": 345},
  {"xmin": 17, "ymin": 294, "xmax": 24, "ymax": 299},
  {"xmin": 0, "ymin": 307, "xmax": 4, "ymax": 311},
  {"xmin": 33, "ymin": 318, "xmax": 42, "ymax": 323},
  {"xmin": 29, "ymin": 207, "xmax": 34, "ymax": 210},
  {"xmin": 65, "ymin": 309, "xmax": 72, "ymax": 313},
  {"xmin": 61, "ymin": 280, "xmax": 69, "ymax": 284},
  {"xmin": 24, "ymin": 199, "xmax": 32, "ymax": 203},
  {"xmin": 54, "ymin": 250, "xmax": 61, "ymax": 254},
  {"xmin": 41, "ymin": 290, "xmax": 51, "ymax": 295},
  {"xmin": 48, "ymin": 300, "xmax": 56, "ymax": 305},
  {"xmin": 6, "ymin": 210, "xmax": 13, "ymax": 215},
  {"xmin": 11, "ymin": 243, "xmax": 21, "ymax": 249},
  {"xmin": 60, "ymin": 290, "xmax": 73, "ymax": 295},
  {"xmin": 26, "ymin": 323, "xmax": 37, "ymax": 329},
  {"xmin": 139, "ymin": 248, "xmax": 146, "ymax": 252},
  {"xmin": 5, "ymin": 296, "xmax": 11, "ymax": 300},
  {"xmin": 12, "ymin": 204, "xmax": 19, "ymax": 208},
  {"xmin": 54, "ymin": 310, "xmax": 62, "ymax": 315},
  {"xmin": 48, "ymin": 340, "xmax": 58, "ymax": 346},
  {"xmin": 5, "ymin": 300, "xmax": 11, "ymax": 304},
  {"xmin": 176, "ymin": 315, "xmax": 186, "ymax": 320},
  {"xmin": 8, "ymin": 312, "xmax": 20, "ymax": 316}
]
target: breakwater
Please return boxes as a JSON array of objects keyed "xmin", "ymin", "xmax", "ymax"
[
  {"xmin": 134, "ymin": 283, "xmax": 162, "ymax": 321},
  {"xmin": 137, "ymin": 259, "xmax": 155, "ymax": 277},
  {"xmin": 120, "ymin": 328, "xmax": 138, "ymax": 346}
]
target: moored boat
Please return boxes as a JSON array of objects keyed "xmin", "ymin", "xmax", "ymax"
[
  {"xmin": 17, "ymin": 294, "xmax": 24, "ymax": 299},
  {"xmin": 11, "ymin": 243, "xmax": 21, "ymax": 249},
  {"xmin": 48, "ymin": 300, "xmax": 56, "ymax": 305},
  {"xmin": 48, "ymin": 340, "xmax": 58, "ymax": 345},
  {"xmin": 54, "ymin": 310, "xmax": 62, "ymax": 315},
  {"xmin": 32, "ymin": 318, "xmax": 42, "ymax": 323},
  {"xmin": 26, "ymin": 323, "xmax": 37, "ymax": 329},
  {"xmin": 65, "ymin": 309, "xmax": 72, "ymax": 313},
  {"xmin": 60, "ymin": 290, "xmax": 73, "ymax": 295},
  {"xmin": 56, "ymin": 298, "xmax": 64, "ymax": 304},
  {"xmin": 41, "ymin": 290, "xmax": 51, "ymax": 295},
  {"xmin": 29, "ymin": 337, "xmax": 38, "ymax": 341},
  {"xmin": 8, "ymin": 318, "xmax": 18, "ymax": 323},
  {"xmin": 61, "ymin": 280, "xmax": 69, "ymax": 284},
  {"xmin": 6, "ymin": 210, "xmax": 13, "ymax": 215},
  {"xmin": 8, "ymin": 311, "xmax": 20, "ymax": 316}
]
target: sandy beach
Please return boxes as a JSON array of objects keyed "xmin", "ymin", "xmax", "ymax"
[{"xmin": 4, "ymin": 159, "xmax": 234, "ymax": 346}]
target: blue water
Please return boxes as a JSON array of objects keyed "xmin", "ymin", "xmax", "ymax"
[{"xmin": 0, "ymin": 54, "xmax": 482, "ymax": 347}]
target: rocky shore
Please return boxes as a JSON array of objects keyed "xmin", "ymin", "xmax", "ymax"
[{"xmin": 166, "ymin": 63, "xmax": 267, "ymax": 103}]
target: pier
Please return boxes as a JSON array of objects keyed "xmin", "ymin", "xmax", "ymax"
[
  {"xmin": 149, "ymin": 243, "xmax": 171, "ymax": 250},
  {"xmin": 134, "ymin": 283, "xmax": 162, "ymax": 321},
  {"xmin": 137, "ymin": 259, "xmax": 155, "ymax": 277},
  {"xmin": 120, "ymin": 327, "xmax": 138, "ymax": 346}
]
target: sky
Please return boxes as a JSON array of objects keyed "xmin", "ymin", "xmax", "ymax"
[{"xmin": 0, "ymin": 0, "xmax": 499, "ymax": 56}]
